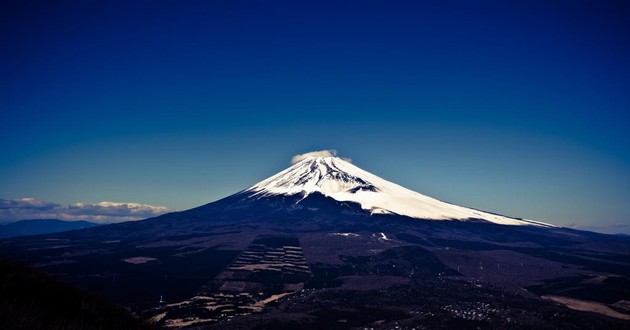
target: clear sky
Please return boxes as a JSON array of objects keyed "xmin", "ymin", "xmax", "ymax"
[{"xmin": 1, "ymin": 1, "xmax": 629, "ymax": 232}]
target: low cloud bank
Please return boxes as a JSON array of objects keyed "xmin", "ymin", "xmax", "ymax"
[{"xmin": 0, "ymin": 198, "xmax": 173, "ymax": 223}]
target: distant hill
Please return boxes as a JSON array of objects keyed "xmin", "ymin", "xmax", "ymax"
[
  {"xmin": 0, "ymin": 258, "xmax": 154, "ymax": 330},
  {"xmin": 0, "ymin": 219, "xmax": 100, "ymax": 238}
]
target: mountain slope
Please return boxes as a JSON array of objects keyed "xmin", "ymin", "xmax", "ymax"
[{"xmin": 247, "ymin": 156, "xmax": 551, "ymax": 226}]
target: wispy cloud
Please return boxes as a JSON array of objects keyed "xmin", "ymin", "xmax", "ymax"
[
  {"xmin": 0, "ymin": 198, "xmax": 173, "ymax": 223},
  {"xmin": 290, "ymin": 149, "xmax": 352, "ymax": 165}
]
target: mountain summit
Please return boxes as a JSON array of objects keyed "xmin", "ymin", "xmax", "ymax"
[{"xmin": 246, "ymin": 156, "xmax": 551, "ymax": 227}]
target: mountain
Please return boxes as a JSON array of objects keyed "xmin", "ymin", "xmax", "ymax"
[
  {"xmin": 1, "ymin": 156, "xmax": 629, "ymax": 329},
  {"xmin": 246, "ymin": 156, "xmax": 550, "ymax": 226},
  {"xmin": 0, "ymin": 219, "xmax": 100, "ymax": 238}
]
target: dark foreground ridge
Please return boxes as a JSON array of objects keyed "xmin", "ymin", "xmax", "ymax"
[{"xmin": 0, "ymin": 259, "xmax": 154, "ymax": 330}]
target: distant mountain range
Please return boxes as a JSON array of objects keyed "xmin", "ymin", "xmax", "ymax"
[{"xmin": 0, "ymin": 219, "xmax": 100, "ymax": 238}]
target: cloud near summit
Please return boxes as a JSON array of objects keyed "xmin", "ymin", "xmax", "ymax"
[
  {"xmin": 290, "ymin": 150, "xmax": 352, "ymax": 165},
  {"xmin": 0, "ymin": 198, "xmax": 173, "ymax": 223}
]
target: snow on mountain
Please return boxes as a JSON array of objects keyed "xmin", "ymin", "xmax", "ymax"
[{"xmin": 247, "ymin": 156, "xmax": 553, "ymax": 227}]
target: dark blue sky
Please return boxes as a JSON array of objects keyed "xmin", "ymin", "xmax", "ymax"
[{"xmin": 1, "ymin": 1, "xmax": 629, "ymax": 232}]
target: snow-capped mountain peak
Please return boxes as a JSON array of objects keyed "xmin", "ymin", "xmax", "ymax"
[
  {"xmin": 247, "ymin": 156, "xmax": 553, "ymax": 227},
  {"xmin": 249, "ymin": 156, "xmax": 376, "ymax": 195}
]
